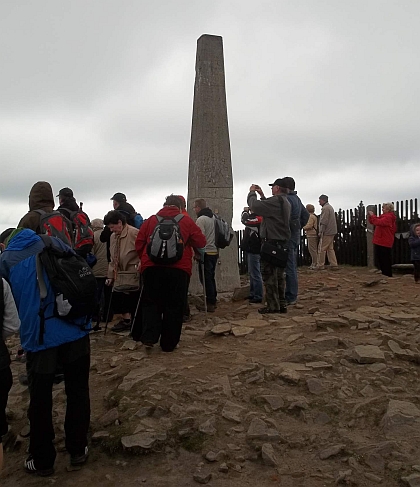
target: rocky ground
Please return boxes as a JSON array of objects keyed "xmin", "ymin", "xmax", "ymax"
[{"xmin": 2, "ymin": 266, "xmax": 420, "ymax": 487}]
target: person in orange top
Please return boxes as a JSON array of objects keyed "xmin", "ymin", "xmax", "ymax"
[{"xmin": 134, "ymin": 195, "xmax": 206, "ymax": 352}]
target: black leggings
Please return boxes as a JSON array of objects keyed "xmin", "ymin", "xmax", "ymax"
[{"xmin": 375, "ymin": 244, "xmax": 393, "ymax": 277}]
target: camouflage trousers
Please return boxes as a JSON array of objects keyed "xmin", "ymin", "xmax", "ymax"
[{"xmin": 260, "ymin": 260, "xmax": 286, "ymax": 310}]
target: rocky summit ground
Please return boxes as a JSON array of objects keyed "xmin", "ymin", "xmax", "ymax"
[{"xmin": 2, "ymin": 266, "xmax": 420, "ymax": 487}]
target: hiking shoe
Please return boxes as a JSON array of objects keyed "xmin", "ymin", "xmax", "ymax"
[
  {"xmin": 196, "ymin": 303, "xmax": 215, "ymax": 313},
  {"xmin": 287, "ymin": 300, "xmax": 297, "ymax": 306},
  {"xmin": 249, "ymin": 298, "xmax": 263, "ymax": 304},
  {"xmin": 53, "ymin": 373, "xmax": 65, "ymax": 385},
  {"xmin": 329, "ymin": 266, "xmax": 339, "ymax": 271},
  {"xmin": 258, "ymin": 307, "xmax": 280, "ymax": 314},
  {"xmin": 24, "ymin": 455, "xmax": 54, "ymax": 476},
  {"xmin": 111, "ymin": 320, "xmax": 131, "ymax": 332},
  {"xmin": 280, "ymin": 306, "xmax": 287, "ymax": 314},
  {"xmin": 70, "ymin": 446, "xmax": 89, "ymax": 467},
  {"xmin": 316, "ymin": 266, "xmax": 325, "ymax": 271}
]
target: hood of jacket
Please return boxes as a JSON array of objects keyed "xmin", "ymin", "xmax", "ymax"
[
  {"xmin": 117, "ymin": 201, "xmax": 136, "ymax": 215},
  {"xmin": 410, "ymin": 223, "xmax": 420, "ymax": 236},
  {"xmin": 58, "ymin": 196, "xmax": 79, "ymax": 213},
  {"xmin": 156, "ymin": 206, "xmax": 184, "ymax": 219},
  {"xmin": 28, "ymin": 181, "xmax": 55, "ymax": 211},
  {"xmin": 7, "ymin": 229, "xmax": 41, "ymax": 251},
  {"xmin": 197, "ymin": 207, "xmax": 213, "ymax": 218}
]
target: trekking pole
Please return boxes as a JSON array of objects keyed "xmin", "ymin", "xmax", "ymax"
[
  {"xmin": 200, "ymin": 260, "xmax": 208, "ymax": 318},
  {"xmin": 104, "ymin": 284, "xmax": 115, "ymax": 335},
  {"xmin": 316, "ymin": 233, "xmax": 324, "ymax": 268},
  {"xmin": 130, "ymin": 279, "xmax": 143, "ymax": 336}
]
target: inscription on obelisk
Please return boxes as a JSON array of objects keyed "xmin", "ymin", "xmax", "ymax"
[{"xmin": 188, "ymin": 34, "xmax": 240, "ymax": 292}]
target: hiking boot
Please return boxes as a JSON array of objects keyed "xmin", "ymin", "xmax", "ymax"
[
  {"xmin": 70, "ymin": 446, "xmax": 89, "ymax": 467},
  {"xmin": 287, "ymin": 300, "xmax": 297, "ymax": 306},
  {"xmin": 329, "ymin": 266, "xmax": 339, "ymax": 271},
  {"xmin": 111, "ymin": 320, "xmax": 131, "ymax": 332},
  {"xmin": 196, "ymin": 303, "xmax": 216, "ymax": 313},
  {"xmin": 316, "ymin": 265, "xmax": 325, "ymax": 271},
  {"xmin": 280, "ymin": 306, "xmax": 287, "ymax": 314},
  {"xmin": 258, "ymin": 307, "xmax": 280, "ymax": 314},
  {"xmin": 249, "ymin": 298, "xmax": 263, "ymax": 304},
  {"xmin": 24, "ymin": 455, "xmax": 54, "ymax": 476},
  {"xmin": 53, "ymin": 373, "xmax": 65, "ymax": 385}
]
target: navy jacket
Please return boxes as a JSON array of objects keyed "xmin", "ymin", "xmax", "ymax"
[
  {"xmin": 409, "ymin": 223, "xmax": 420, "ymax": 261},
  {"xmin": 287, "ymin": 192, "xmax": 310, "ymax": 247}
]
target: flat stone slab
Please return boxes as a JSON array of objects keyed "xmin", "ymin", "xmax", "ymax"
[
  {"xmin": 118, "ymin": 366, "xmax": 166, "ymax": 391},
  {"xmin": 121, "ymin": 431, "xmax": 167, "ymax": 450},
  {"xmin": 221, "ymin": 401, "xmax": 246, "ymax": 423},
  {"xmin": 259, "ymin": 395, "xmax": 285, "ymax": 411},
  {"xmin": 381, "ymin": 400, "xmax": 420, "ymax": 438},
  {"xmin": 210, "ymin": 323, "xmax": 232, "ymax": 335},
  {"xmin": 232, "ymin": 326, "xmax": 254, "ymax": 337},
  {"xmin": 247, "ymin": 418, "xmax": 280, "ymax": 441},
  {"xmin": 319, "ymin": 444, "xmax": 346, "ymax": 460},
  {"xmin": 339, "ymin": 311, "xmax": 374, "ymax": 324},
  {"xmin": 390, "ymin": 313, "xmax": 420, "ymax": 323},
  {"xmin": 353, "ymin": 345, "xmax": 385, "ymax": 364},
  {"xmin": 261, "ymin": 443, "xmax": 278, "ymax": 466},
  {"xmin": 307, "ymin": 336, "xmax": 339, "ymax": 351},
  {"xmin": 231, "ymin": 319, "xmax": 270, "ymax": 328},
  {"xmin": 316, "ymin": 317, "xmax": 348, "ymax": 329}
]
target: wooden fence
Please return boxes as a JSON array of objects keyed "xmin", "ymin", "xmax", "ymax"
[{"xmin": 236, "ymin": 198, "xmax": 419, "ymax": 274}]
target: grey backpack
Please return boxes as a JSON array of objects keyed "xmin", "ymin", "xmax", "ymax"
[{"xmin": 147, "ymin": 214, "xmax": 184, "ymax": 264}]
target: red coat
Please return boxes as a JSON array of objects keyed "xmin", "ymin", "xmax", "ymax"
[
  {"xmin": 369, "ymin": 211, "xmax": 396, "ymax": 248},
  {"xmin": 136, "ymin": 206, "xmax": 206, "ymax": 276}
]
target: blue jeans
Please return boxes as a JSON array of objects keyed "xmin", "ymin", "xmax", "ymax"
[
  {"xmin": 285, "ymin": 244, "xmax": 298, "ymax": 303},
  {"xmin": 198, "ymin": 254, "xmax": 218, "ymax": 305},
  {"xmin": 247, "ymin": 253, "xmax": 263, "ymax": 300}
]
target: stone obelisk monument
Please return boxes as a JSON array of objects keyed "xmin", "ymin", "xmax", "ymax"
[{"xmin": 188, "ymin": 34, "xmax": 240, "ymax": 293}]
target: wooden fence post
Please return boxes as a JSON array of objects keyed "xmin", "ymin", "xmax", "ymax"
[{"xmin": 366, "ymin": 204, "xmax": 375, "ymax": 269}]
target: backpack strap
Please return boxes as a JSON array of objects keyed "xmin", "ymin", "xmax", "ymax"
[
  {"xmin": 34, "ymin": 209, "xmax": 46, "ymax": 216},
  {"xmin": 155, "ymin": 215, "xmax": 163, "ymax": 223},
  {"xmin": 173, "ymin": 214, "xmax": 184, "ymax": 223}
]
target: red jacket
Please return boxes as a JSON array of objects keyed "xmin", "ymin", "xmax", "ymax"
[
  {"xmin": 369, "ymin": 211, "xmax": 396, "ymax": 248},
  {"xmin": 136, "ymin": 206, "xmax": 206, "ymax": 276}
]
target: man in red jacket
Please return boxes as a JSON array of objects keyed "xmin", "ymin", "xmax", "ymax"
[{"xmin": 134, "ymin": 195, "xmax": 206, "ymax": 352}]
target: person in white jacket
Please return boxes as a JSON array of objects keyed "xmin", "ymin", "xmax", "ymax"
[{"xmin": 0, "ymin": 277, "xmax": 21, "ymax": 472}]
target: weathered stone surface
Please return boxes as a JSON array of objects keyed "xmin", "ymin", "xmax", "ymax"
[
  {"xmin": 99, "ymin": 407, "xmax": 119, "ymax": 426},
  {"xmin": 286, "ymin": 333, "xmax": 304, "ymax": 344},
  {"xmin": 381, "ymin": 400, "xmax": 420, "ymax": 438},
  {"xmin": 261, "ymin": 443, "xmax": 278, "ymax": 466},
  {"xmin": 232, "ymin": 286, "xmax": 250, "ymax": 301},
  {"xmin": 278, "ymin": 368, "xmax": 300, "ymax": 385},
  {"xmin": 307, "ymin": 336, "xmax": 339, "ymax": 351},
  {"xmin": 221, "ymin": 401, "xmax": 246, "ymax": 423},
  {"xmin": 193, "ymin": 472, "xmax": 212, "ymax": 484},
  {"xmin": 232, "ymin": 325, "xmax": 254, "ymax": 337},
  {"xmin": 92, "ymin": 430, "xmax": 110, "ymax": 442},
  {"xmin": 388, "ymin": 340, "xmax": 419, "ymax": 362},
  {"xmin": 260, "ymin": 395, "xmax": 285, "ymax": 411},
  {"xmin": 319, "ymin": 444, "xmax": 346, "ymax": 460},
  {"xmin": 118, "ymin": 366, "xmax": 166, "ymax": 392},
  {"xmin": 210, "ymin": 323, "xmax": 232, "ymax": 335},
  {"xmin": 121, "ymin": 431, "xmax": 167, "ymax": 450},
  {"xmin": 353, "ymin": 345, "xmax": 385, "ymax": 364},
  {"xmin": 401, "ymin": 474, "xmax": 420, "ymax": 487},
  {"xmin": 307, "ymin": 378, "xmax": 326, "ymax": 396},
  {"xmin": 231, "ymin": 319, "xmax": 270, "ymax": 329},
  {"xmin": 199, "ymin": 416, "xmax": 216, "ymax": 435},
  {"xmin": 316, "ymin": 317, "xmax": 348, "ymax": 329},
  {"xmin": 121, "ymin": 340, "xmax": 136, "ymax": 351},
  {"xmin": 247, "ymin": 418, "xmax": 279, "ymax": 441},
  {"xmin": 339, "ymin": 311, "xmax": 373, "ymax": 324},
  {"xmin": 306, "ymin": 361, "xmax": 332, "ymax": 370}
]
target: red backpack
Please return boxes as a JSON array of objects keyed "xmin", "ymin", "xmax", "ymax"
[
  {"xmin": 66, "ymin": 209, "xmax": 94, "ymax": 251},
  {"xmin": 35, "ymin": 210, "xmax": 73, "ymax": 247}
]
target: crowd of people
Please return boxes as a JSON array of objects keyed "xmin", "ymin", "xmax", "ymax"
[{"xmin": 0, "ymin": 178, "xmax": 417, "ymax": 477}]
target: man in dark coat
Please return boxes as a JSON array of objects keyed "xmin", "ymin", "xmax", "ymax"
[{"xmin": 110, "ymin": 193, "xmax": 137, "ymax": 227}]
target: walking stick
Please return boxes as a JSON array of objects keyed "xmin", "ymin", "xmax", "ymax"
[
  {"xmin": 316, "ymin": 233, "xmax": 324, "ymax": 268},
  {"xmin": 104, "ymin": 285, "xmax": 114, "ymax": 335},
  {"xmin": 200, "ymin": 260, "xmax": 208, "ymax": 318},
  {"xmin": 130, "ymin": 280, "xmax": 144, "ymax": 336}
]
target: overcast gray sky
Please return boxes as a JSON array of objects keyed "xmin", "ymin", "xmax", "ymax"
[{"xmin": 1, "ymin": 0, "xmax": 419, "ymax": 231}]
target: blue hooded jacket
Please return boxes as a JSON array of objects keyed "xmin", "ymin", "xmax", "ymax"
[
  {"xmin": 287, "ymin": 192, "xmax": 310, "ymax": 247},
  {"xmin": 0, "ymin": 229, "xmax": 91, "ymax": 352}
]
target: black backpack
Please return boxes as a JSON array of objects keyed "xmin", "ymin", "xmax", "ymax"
[
  {"xmin": 214, "ymin": 214, "xmax": 234, "ymax": 249},
  {"xmin": 36, "ymin": 235, "xmax": 97, "ymax": 343},
  {"xmin": 147, "ymin": 214, "xmax": 184, "ymax": 264}
]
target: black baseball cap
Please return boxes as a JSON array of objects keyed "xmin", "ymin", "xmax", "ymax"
[
  {"xmin": 56, "ymin": 187, "xmax": 73, "ymax": 198},
  {"xmin": 111, "ymin": 192, "xmax": 127, "ymax": 203},
  {"xmin": 268, "ymin": 178, "xmax": 285, "ymax": 187}
]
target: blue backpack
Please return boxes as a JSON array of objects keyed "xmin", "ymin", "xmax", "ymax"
[{"xmin": 134, "ymin": 213, "xmax": 144, "ymax": 229}]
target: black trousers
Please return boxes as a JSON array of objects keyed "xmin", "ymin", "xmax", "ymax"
[
  {"xmin": 375, "ymin": 244, "xmax": 393, "ymax": 277},
  {"xmin": 0, "ymin": 366, "xmax": 12, "ymax": 441},
  {"xmin": 413, "ymin": 260, "xmax": 420, "ymax": 282},
  {"xmin": 139, "ymin": 267, "xmax": 188, "ymax": 352},
  {"xmin": 26, "ymin": 335, "xmax": 90, "ymax": 470}
]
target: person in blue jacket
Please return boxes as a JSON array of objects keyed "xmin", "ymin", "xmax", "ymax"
[
  {"xmin": 280, "ymin": 177, "xmax": 310, "ymax": 306},
  {"xmin": 0, "ymin": 228, "xmax": 91, "ymax": 476}
]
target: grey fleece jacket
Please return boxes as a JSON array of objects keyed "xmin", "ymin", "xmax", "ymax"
[{"xmin": 247, "ymin": 192, "xmax": 291, "ymax": 242}]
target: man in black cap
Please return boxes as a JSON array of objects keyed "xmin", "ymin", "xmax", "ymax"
[
  {"xmin": 247, "ymin": 179, "xmax": 291, "ymax": 314},
  {"xmin": 110, "ymin": 193, "xmax": 138, "ymax": 228}
]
